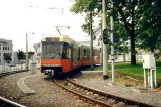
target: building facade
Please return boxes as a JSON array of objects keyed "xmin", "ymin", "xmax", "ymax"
[
  {"xmin": 0, "ymin": 38, "xmax": 13, "ymax": 64},
  {"xmin": 33, "ymin": 42, "xmax": 41, "ymax": 59}
]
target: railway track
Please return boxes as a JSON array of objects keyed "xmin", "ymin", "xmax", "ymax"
[
  {"xmin": 0, "ymin": 97, "xmax": 26, "ymax": 107},
  {"xmin": 54, "ymin": 78, "xmax": 156, "ymax": 107},
  {"xmin": 0, "ymin": 70, "xmax": 28, "ymax": 107},
  {"xmin": 0, "ymin": 70, "xmax": 28, "ymax": 77}
]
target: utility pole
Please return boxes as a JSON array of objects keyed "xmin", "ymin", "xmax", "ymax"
[
  {"xmin": 102, "ymin": 0, "xmax": 108, "ymax": 79},
  {"xmin": 101, "ymin": 29, "xmax": 103, "ymax": 65},
  {"xmin": 26, "ymin": 33, "xmax": 29, "ymax": 69},
  {"xmin": 90, "ymin": 11, "xmax": 94, "ymax": 70},
  {"xmin": 110, "ymin": 11, "xmax": 115, "ymax": 84}
]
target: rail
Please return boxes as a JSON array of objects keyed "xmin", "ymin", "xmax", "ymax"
[
  {"xmin": 0, "ymin": 96, "xmax": 26, "ymax": 107},
  {"xmin": 53, "ymin": 78, "xmax": 156, "ymax": 107}
]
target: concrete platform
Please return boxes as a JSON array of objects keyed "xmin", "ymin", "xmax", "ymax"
[
  {"xmin": 80, "ymin": 70, "xmax": 103, "ymax": 76},
  {"xmin": 17, "ymin": 75, "xmax": 35, "ymax": 95}
]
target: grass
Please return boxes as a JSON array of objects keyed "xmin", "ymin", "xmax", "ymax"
[{"xmin": 96, "ymin": 60, "xmax": 161, "ymax": 87}]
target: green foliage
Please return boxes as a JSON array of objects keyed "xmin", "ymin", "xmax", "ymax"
[
  {"xmin": 70, "ymin": 0, "xmax": 100, "ymax": 14},
  {"xmin": 70, "ymin": 0, "xmax": 101, "ymax": 34},
  {"xmin": 96, "ymin": 60, "xmax": 161, "ymax": 80},
  {"xmin": 3, "ymin": 53, "xmax": 11, "ymax": 63},
  {"xmin": 70, "ymin": 0, "xmax": 161, "ymax": 65},
  {"xmin": 17, "ymin": 50, "xmax": 25, "ymax": 60},
  {"xmin": 137, "ymin": 0, "xmax": 161, "ymax": 52}
]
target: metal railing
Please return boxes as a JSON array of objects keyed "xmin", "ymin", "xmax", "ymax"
[{"xmin": 0, "ymin": 59, "xmax": 40, "ymax": 74}]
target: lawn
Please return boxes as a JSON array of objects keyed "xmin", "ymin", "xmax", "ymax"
[{"xmin": 96, "ymin": 60, "xmax": 161, "ymax": 87}]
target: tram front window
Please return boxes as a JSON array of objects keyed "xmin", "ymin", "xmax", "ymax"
[{"xmin": 42, "ymin": 42, "xmax": 69, "ymax": 59}]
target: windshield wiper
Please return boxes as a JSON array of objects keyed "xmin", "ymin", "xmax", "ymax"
[{"xmin": 50, "ymin": 49, "xmax": 61, "ymax": 59}]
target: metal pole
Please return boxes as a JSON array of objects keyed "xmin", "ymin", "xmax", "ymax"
[
  {"xmin": 154, "ymin": 68, "xmax": 157, "ymax": 87},
  {"xmin": 32, "ymin": 33, "xmax": 34, "ymax": 61},
  {"xmin": 123, "ymin": 42, "xmax": 126, "ymax": 63},
  {"xmin": 148, "ymin": 69, "xmax": 150, "ymax": 88},
  {"xmin": 110, "ymin": 15, "xmax": 115, "ymax": 84},
  {"xmin": 102, "ymin": 0, "xmax": 108, "ymax": 79},
  {"xmin": 26, "ymin": 33, "xmax": 29, "ymax": 69},
  {"xmin": 101, "ymin": 29, "xmax": 103, "ymax": 65},
  {"xmin": 90, "ymin": 11, "xmax": 94, "ymax": 70},
  {"xmin": 144, "ymin": 69, "xmax": 147, "ymax": 88},
  {"xmin": 150, "ymin": 69, "xmax": 153, "ymax": 89}
]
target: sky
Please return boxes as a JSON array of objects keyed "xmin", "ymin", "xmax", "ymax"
[{"xmin": 0, "ymin": 0, "xmax": 93, "ymax": 52}]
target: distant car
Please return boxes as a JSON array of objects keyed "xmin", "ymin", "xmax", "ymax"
[{"xmin": 9, "ymin": 64, "xmax": 16, "ymax": 67}]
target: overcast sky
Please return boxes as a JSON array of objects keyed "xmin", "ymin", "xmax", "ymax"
[{"xmin": 0, "ymin": 0, "xmax": 92, "ymax": 52}]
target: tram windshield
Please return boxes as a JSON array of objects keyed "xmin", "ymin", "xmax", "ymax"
[{"xmin": 42, "ymin": 42, "xmax": 69, "ymax": 59}]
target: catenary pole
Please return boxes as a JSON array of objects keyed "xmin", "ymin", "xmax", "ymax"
[
  {"xmin": 26, "ymin": 33, "xmax": 29, "ymax": 69},
  {"xmin": 90, "ymin": 11, "xmax": 94, "ymax": 70},
  {"xmin": 102, "ymin": 0, "xmax": 108, "ymax": 79}
]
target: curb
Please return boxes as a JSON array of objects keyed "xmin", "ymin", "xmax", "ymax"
[{"xmin": 17, "ymin": 74, "xmax": 36, "ymax": 95}]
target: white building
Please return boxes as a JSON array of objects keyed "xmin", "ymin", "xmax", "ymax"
[
  {"xmin": 0, "ymin": 38, "xmax": 13, "ymax": 64},
  {"xmin": 33, "ymin": 42, "xmax": 41, "ymax": 59}
]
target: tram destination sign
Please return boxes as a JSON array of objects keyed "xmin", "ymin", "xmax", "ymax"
[{"xmin": 45, "ymin": 37, "xmax": 59, "ymax": 41}]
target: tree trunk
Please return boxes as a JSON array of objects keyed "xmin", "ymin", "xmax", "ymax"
[
  {"xmin": 150, "ymin": 48, "xmax": 154, "ymax": 53},
  {"xmin": 130, "ymin": 31, "xmax": 136, "ymax": 65}
]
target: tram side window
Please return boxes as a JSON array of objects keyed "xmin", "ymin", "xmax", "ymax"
[
  {"xmin": 94, "ymin": 50, "xmax": 97, "ymax": 56},
  {"xmin": 87, "ymin": 50, "xmax": 90, "ymax": 58},
  {"xmin": 78, "ymin": 48, "xmax": 80, "ymax": 60},
  {"xmin": 83, "ymin": 49, "xmax": 87, "ymax": 57},
  {"xmin": 62, "ymin": 43, "xmax": 69, "ymax": 58}
]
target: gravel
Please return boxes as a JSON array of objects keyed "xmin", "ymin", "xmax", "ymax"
[
  {"xmin": 1, "ymin": 70, "xmax": 161, "ymax": 107},
  {"xmin": 0, "ymin": 71, "xmax": 94, "ymax": 107},
  {"xmin": 73, "ymin": 73, "xmax": 161, "ymax": 107},
  {"xmin": 0, "ymin": 71, "xmax": 31, "ymax": 101}
]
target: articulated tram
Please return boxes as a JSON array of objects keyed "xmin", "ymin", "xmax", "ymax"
[{"xmin": 40, "ymin": 35, "xmax": 100, "ymax": 77}]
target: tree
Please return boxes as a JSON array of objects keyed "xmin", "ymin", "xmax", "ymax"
[
  {"xmin": 3, "ymin": 53, "xmax": 11, "ymax": 63},
  {"xmin": 70, "ymin": 0, "xmax": 100, "ymax": 34},
  {"xmin": 110, "ymin": 0, "xmax": 140, "ymax": 65},
  {"xmin": 137, "ymin": 0, "xmax": 161, "ymax": 52},
  {"xmin": 17, "ymin": 50, "xmax": 25, "ymax": 60},
  {"xmin": 70, "ymin": 0, "xmax": 138, "ymax": 65}
]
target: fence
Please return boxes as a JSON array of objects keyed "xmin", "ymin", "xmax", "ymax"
[{"xmin": 0, "ymin": 59, "xmax": 40, "ymax": 73}]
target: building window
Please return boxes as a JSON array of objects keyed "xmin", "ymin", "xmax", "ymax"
[
  {"xmin": 8, "ymin": 47, "xmax": 9, "ymax": 50},
  {"xmin": 3, "ymin": 47, "xmax": 4, "ymax": 50}
]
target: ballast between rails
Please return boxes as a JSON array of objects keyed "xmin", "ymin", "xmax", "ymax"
[
  {"xmin": 53, "ymin": 79, "xmax": 111, "ymax": 107},
  {"xmin": 66, "ymin": 79, "xmax": 156, "ymax": 107},
  {"xmin": 0, "ymin": 97, "xmax": 27, "ymax": 107},
  {"xmin": 54, "ymin": 78, "xmax": 156, "ymax": 107}
]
